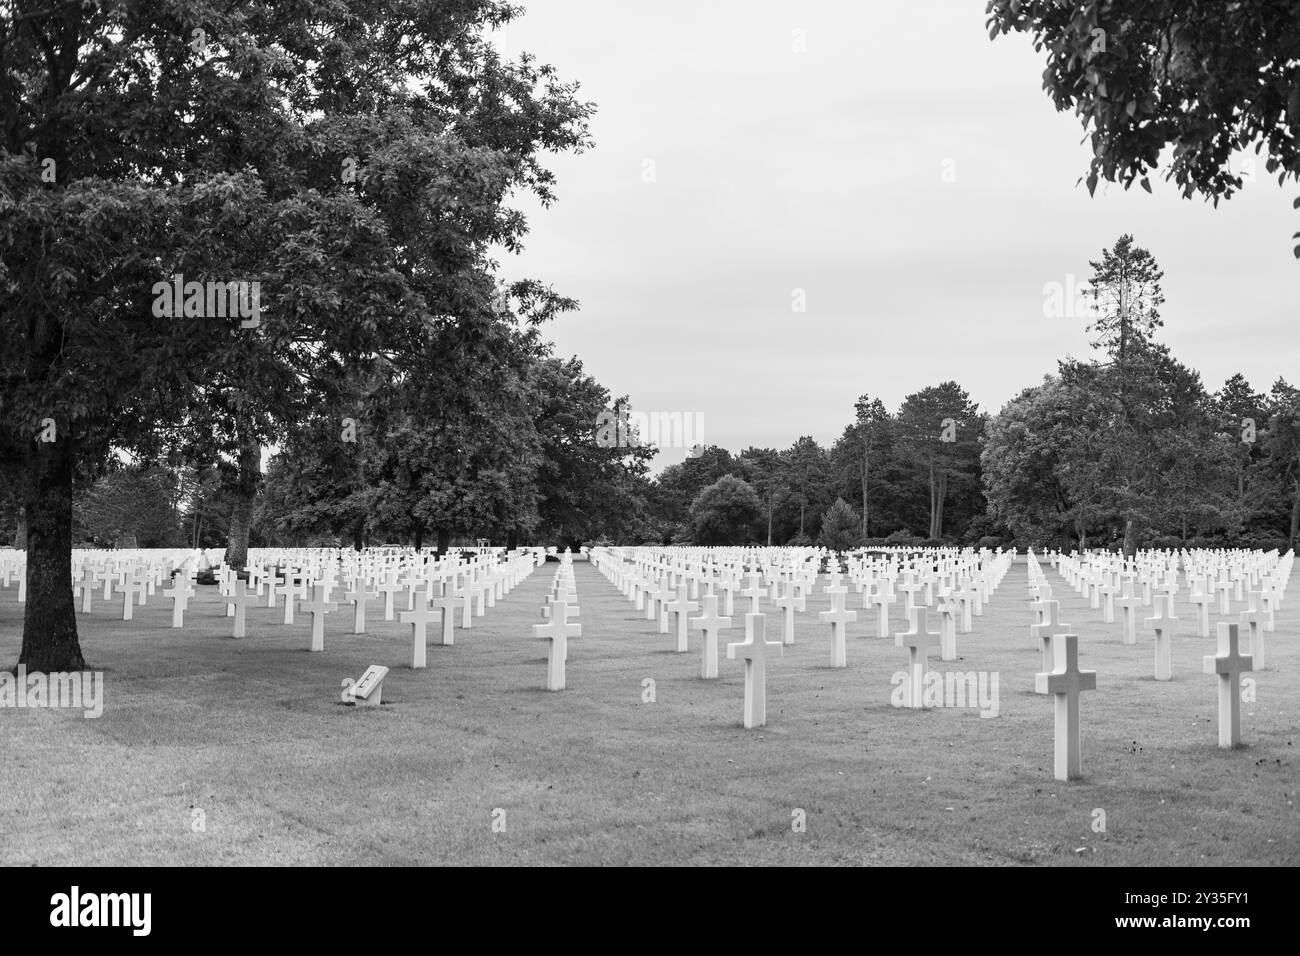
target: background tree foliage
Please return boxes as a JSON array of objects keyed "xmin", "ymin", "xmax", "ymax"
[{"xmin": 689, "ymin": 475, "xmax": 761, "ymax": 546}]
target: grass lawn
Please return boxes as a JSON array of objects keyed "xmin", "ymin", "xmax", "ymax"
[{"xmin": 0, "ymin": 556, "xmax": 1296, "ymax": 866}]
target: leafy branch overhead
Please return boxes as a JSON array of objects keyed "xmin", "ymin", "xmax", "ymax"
[{"xmin": 986, "ymin": 0, "xmax": 1300, "ymax": 255}]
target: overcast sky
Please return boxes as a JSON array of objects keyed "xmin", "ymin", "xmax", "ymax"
[{"xmin": 493, "ymin": 1, "xmax": 1297, "ymax": 469}]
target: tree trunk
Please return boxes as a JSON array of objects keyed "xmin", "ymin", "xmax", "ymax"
[
  {"xmin": 413, "ymin": 522, "xmax": 424, "ymax": 552},
  {"xmin": 932, "ymin": 472, "xmax": 947, "ymax": 540},
  {"xmin": 861, "ymin": 449, "xmax": 869, "ymax": 537},
  {"xmin": 1290, "ymin": 470, "xmax": 1300, "ymax": 546},
  {"xmin": 799, "ymin": 502, "xmax": 805, "ymax": 538},
  {"xmin": 436, "ymin": 527, "xmax": 450, "ymax": 558},
  {"xmin": 351, "ymin": 516, "xmax": 365, "ymax": 551},
  {"xmin": 19, "ymin": 432, "xmax": 84, "ymax": 671},
  {"xmin": 927, "ymin": 459, "xmax": 937, "ymax": 540},
  {"xmin": 12, "ymin": 507, "xmax": 25, "ymax": 549},
  {"xmin": 1124, "ymin": 516, "xmax": 1136, "ymax": 559},
  {"xmin": 223, "ymin": 434, "xmax": 261, "ymax": 571},
  {"xmin": 767, "ymin": 495, "xmax": 773, "ymax": 546},
  {"xmin": 226, "ymin": 493, "xmax": 254, "ymax": 570}
]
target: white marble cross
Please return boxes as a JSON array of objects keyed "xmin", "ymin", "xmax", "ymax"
[
  {"xmin": 1146, "ymin": 600, "xmax": 1177, "ymax": 681},
  {"xmin": 654, "ymin": 580, "xmax": 674, "ymax": 633},
  {"xmin": 459, "ymin": 578, "xmax": 475, "ymax": 628},
  {"xmin": 1116, "ymin": 590, "xmax": 1141, "ymax": 646},
  {"xmin": 1188, "ymin": 588, "xmax": 1213, "ymax": 638},
  {"xmin": 1034, "ymin": 634, "xmax": 1096, "ymax": 781},
  {"xmin": 718, "ymin": 573, "xmax": 738, "ymax": 616},
  {"xmin": 471, "ymin": 575, "xmax": 489, "ymax": 617},
  {"xmin": 741, "ymin": 571, "xmax": 767, "ymax": 614},
  {"xmin": 937, "ymin": 596, "xmax": 958, "ymax": 660},
  {"xmin": 691, "ymin": 594, "xmax": 732, "ymax": 679},
  {"xmin": 1214, "ymin": 577, "xmax": 1234, "ymax": 615},
  {"xmin": 97, "ymin": 567, "xmax": 115, "ymax": 601},
  {"xmin": 638, "ymin": 577, "xmax": 656, "ymax": 619},
  {"xmin": 1029, "ymin": 585, "xmax": 1053, "ymax": 626},
  {"xmin": 344, "ymin": 583, "xmax": 373, "ymax": 634},
  {"xmin": 78, "ymin": 567, "xmax": 97, "ymax": 613},
  {"xmin": 400, "ymin": 586, "xmax": 438, "ymax": 668},
  {"xmin": 667, "ymin": 584, "xmax": 699, "ymax": 653},
  {"xmin": 375, "ymin": 577, "xmax": 403, "ymax": 622},
  {"xmin": 115, "ymin": 576, "xmax": 143, "ymax": 621},
  {"xmin": 301, "ymin": 584, "xmax": 336, "ymax": 652},
  {"xmin": 264, "ymin": 568, "xmax": 282, "ymax": 608},
  {"xmin": 533, "ymin": 602, "xmax": 581, "ymax": 691},
  {"xmin": 1202, "ymin": 622, "xmax": 1252, "ymax": 749},
  {"xmin": 819, "ymin": 585, "xmax": 857, "ymax": 668},
  {"xmin": 285, "ymin": 571, "xmax": 311, "ymax": 622},
  {"xmin": 430, "ymin": 584, "xmax": 459, "ymax": 646},
  {"xmin": 163, "ymin": 578, "xmax": 191, "ymax": 628},
  {"xmin": 727, "ymin": 612, "xmax": 782, "ymax": 728},
  {"xmin": 1098, "ymin": 580, "xmax": 1116, "ymax": 622},
  {"xmin": 953, "ymin": 580, "xmax": 976, "ymax": 633},
  {"xmin": 228, "ymin": 579, "xmax": 257, "ymax": 638},
  {"xmin": 1152, "ymin": 583, "xmax": 1177, "ymax": 618},
  {"xmin": 896, "ymin": 606, "xmax": 939, "ymax": 709},
  {"xmin": 1260, "ymin": 583, "xmax": 1279, "ymax": 633},
  {"xmin": 281, "ymin": 578, "xmax": 301, "ymax": 625},
  {"xmin": 772, "ymin": 580, "xmax": 798, "ymax": 646},
  {"xmin": 1030, "ymin": 600, "xmax": 1070, "ymax": 673},
  {"xmin": 897, "ymin": 579, "xmax": 923, "ymax": 617},
  {"xmin": 1238, "ymin": 595, "xmax": 1266, "ymax": 670},
  {"xmin": 869, "ymin": 581, "xmax": 897, "ymax": 638}
]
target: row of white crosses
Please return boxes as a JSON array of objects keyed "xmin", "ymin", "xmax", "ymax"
[
  {"xmin": 394, "ymin": 551, "xmax": 540, "ymax": 667},
  {"xmin": 592, "ymin": 548, "xmax": 788, "ymax": 726},
  {"xmin": 1045, "ymin": 547, "xmax": 1288, "ymax": 675},
  {"xmin": 30, "ymin": 546, "xmax": 542, "ymax": 666},
  {"xmin": 244, "ymin": 547, "xmax": 538, "ymax": 649},
  {"xmin": 1028, "ymin": 547, "xmax": 1287, "ymax": 781},
  {"xmin": 592, "ymin": 545, "xmax": 1015, "ymax": 727},
  {"xmin": 887, "ymin": 551, "xmax": 1014, "ymax": 708},
  {"xmin": 59, "ymin": 550, "xmax": 194, "ymax": 620}
]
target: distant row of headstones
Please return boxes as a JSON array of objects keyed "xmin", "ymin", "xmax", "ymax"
[
  {"xmin": 0, "ymin": 545, "xmax": 550, "ymax": 670},
  {"xmin": 1, "ymin": 544, "xmax": 1288, "ymax": 783},
  {"xmin": 584, "ymin": 544, "xmax": 1289, "ymax": 785},
  {"xmin": 588, "ymin": 545, "xmax": 1014, "ymax": 727}
]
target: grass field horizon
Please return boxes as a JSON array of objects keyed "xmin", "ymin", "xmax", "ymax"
[{"xmin": 1, "ymin": 555, "xmax": 1295, "ymax": 866}]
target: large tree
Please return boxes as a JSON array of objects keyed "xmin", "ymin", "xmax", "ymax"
[
  {"xmin": 650, "ymin": 446, "xmax": 737, "ymax": 540},
  {"xmin": 779, "ymin": 436, "xmax": 834, "ymax": 543},
  {"xmin": 532, "ymin": 358, "xmax": 654, "ymax": 548},
  {"xmin": 982, "ymin": 378, "xmax": 1079, "ymax": 547},
  {"xmin": 0, "ymin": 1, "xmax": 591, "ymax": 670},
  {"xmin": 849, "ymin": 395, "xmax": 892, "ymax": 537},
  {"xmin": 895, "ymin": 383, "xmax": 982, "ymax": 540},
  {"xmin": 1212, "ymin": 373, "xmax": 1272, "ymax": 529},
  {"xmin": 690, "ymin": 474, "xmax": 761, "ymax": 546},
  {"xmin": 1265, "ymin": 378, "xmax": 1300, "ymax": 545},
  {"xmin": 735, "ymin": 447, "xmax": 782, "ymax": 545}
]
